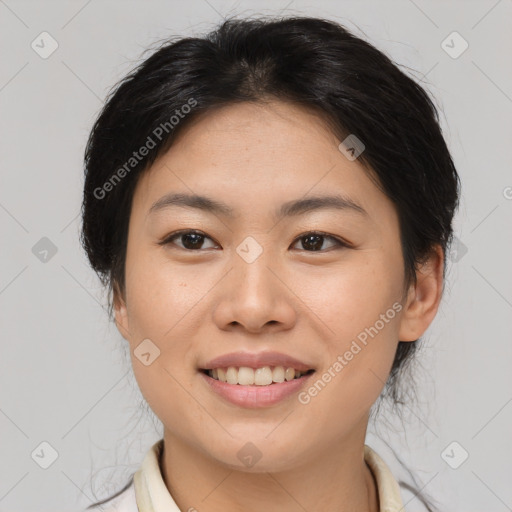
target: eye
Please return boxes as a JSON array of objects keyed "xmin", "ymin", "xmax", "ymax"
[
  {"xmin": 158, "ymin": 229, "xmax": 350, "ymax": 252},
  {"xmin": 159, "ymin": 230, "xmax": 219, "ymax": 251},
  {"xmin": 290, "ymin": 231, "xmax": 349, "ymax": 252}
]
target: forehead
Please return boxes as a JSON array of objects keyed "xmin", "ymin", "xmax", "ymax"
[
  {"xmin": 169, "ymin": 100, "xmax": 340, "ymax": 157},
  {"xmin": 131, "ymin": 100, "xmax": 393, "ymax": 226}
]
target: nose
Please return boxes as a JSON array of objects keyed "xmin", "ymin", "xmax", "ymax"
[{"xmin": 212, "ymin": 247, "xmax": 297, "ymax": 334}]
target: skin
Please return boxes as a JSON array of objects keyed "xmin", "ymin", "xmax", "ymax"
[{"xmin": 114, "ymin": 100, "xmax": 444, "ymax": 512}]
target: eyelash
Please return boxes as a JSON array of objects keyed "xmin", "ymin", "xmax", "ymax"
[{"xmin": 158, "ymin": 229, "xmax": 351, "ymax": 252}]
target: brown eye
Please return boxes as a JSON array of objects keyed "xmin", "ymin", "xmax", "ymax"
[
  {"xmin": 159, "ymin": 230, "xmax": 348, "ymax": 252},
  {"xmin": 291, "ymin": 232, "xmax": 348, "ymax": 252},
  {"xmin": 160, "ymin": 230, "xmax": 218, "ymax": 250}
]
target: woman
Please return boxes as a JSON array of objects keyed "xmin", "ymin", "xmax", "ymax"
[{"xmin": 81, "ymin": 15, "xmax": 460, "ymax": 512}]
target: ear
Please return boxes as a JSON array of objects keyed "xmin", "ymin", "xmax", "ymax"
[
  {"xmin": 398, "ymin": 244, "xmax": 444, "ymax": 342},
  {"xmin": 113, "ymin": 283, "xmax": 131, "ymax": 340}
]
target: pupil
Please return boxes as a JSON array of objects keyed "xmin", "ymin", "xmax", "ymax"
[
  {"xmin": 303, "ymin": 234, "xmax": 323, "ymax": 251},
  {"xmin": 183, "ymin": 233, "xmax": 203, "ymax": 249}
]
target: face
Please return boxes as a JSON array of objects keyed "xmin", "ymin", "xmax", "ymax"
[{"xmin": 114, "ymin": 100, "xmax": 436, "ymax": 472}]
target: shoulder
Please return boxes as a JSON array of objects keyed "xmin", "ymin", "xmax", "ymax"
[
  {"xmin": 82, "ymin": 439, "xmax": 164, "ymax": 512},
  {"xmin": 85, "ymin": 479, "xmax": 137, "ymax": 512},
  {"xmin": 364, "ymin": 445, "xmax": 405, "ymax": 512}
]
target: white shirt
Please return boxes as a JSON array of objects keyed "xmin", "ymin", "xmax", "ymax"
[{"xmin": 88, "ymin": 439, "xmax": 405, "ymax": 511}]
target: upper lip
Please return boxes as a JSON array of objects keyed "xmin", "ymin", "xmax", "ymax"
[{"xmin": 200, "ymin": 351, "xmax": 315, "ymax": 372}]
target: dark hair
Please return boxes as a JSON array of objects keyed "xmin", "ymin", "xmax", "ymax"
[{"xmin": 81, "ymin": 15, "xmax": 460, "ymax": 511}]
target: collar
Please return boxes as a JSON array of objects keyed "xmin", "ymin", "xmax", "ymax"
[{"xmin": 133, "ymin": 439, "xmax": 405, "ymax": 511}]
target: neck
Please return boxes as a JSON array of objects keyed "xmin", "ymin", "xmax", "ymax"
[{"xmin": 160, "ymin": 428, "xmax": 379, "ymax": 512}]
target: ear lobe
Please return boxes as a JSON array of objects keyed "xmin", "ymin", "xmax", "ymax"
[{"xmin": 398, "ymin": 245, "xmax": 444, "ymax": 342}]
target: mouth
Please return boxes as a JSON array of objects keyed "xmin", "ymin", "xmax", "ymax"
[{"xmin": 199, "ymin": 366, "xmax": 316, "ymax": 386}]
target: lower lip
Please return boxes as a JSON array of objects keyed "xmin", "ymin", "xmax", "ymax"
[{"xmin": 199, "ymin": 371, "xmax": 315, "ymax": 408}]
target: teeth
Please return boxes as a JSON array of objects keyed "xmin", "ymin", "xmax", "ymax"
[
  {"xmin": 226, "ymin": 367, "xmax": 238, "ymax": 385},
  {"xmin": 238, "ymin": 366, "xmax": 255, "ymax": 385},
  {"xmin": 272, "ymin": 366, "xmax": 285, "ymax": 383},
  {"xmin": 207, "ymin": 366, "xmax": 309, "ymax": 385},
  {"xmin": 285, "ymin": 367, "xmax": 295, "ymax": 381},
  {"xmin": 254, "ymin": 366, "xmax": 272, "ymax": 385}
]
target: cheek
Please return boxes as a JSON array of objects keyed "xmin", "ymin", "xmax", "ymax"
[
  {"xmin": 122, "ymin": 251, "xmax": 210, "ymax": 397},
  {"xmin": 297, "ymin": 248, "xmax": 404, "ymax": 339},
  {"xmin": 124, "ymin": 246, "xmax": 214, "ymax": 339},
  {"xmin": 297, "ymin": 250, "xmax": 403, "ymax": 408},
  {"xmin": 301, "ymin": 307, "xmax": 401, "ymax": 430},
  {"xmin": 123, "ymin": 257, "xmax": 206, "ymax": 427}
]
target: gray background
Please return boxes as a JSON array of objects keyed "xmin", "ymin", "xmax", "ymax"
[{"xmin": 1, "ymin": 1, "xmax": 511, "ymax": 511}]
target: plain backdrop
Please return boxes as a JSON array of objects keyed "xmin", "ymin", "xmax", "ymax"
[{"xmin": 1, "ymin": 1, "xmax": 511, "ymax": 511}]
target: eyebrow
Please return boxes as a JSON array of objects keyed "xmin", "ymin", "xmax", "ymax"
[{"xmin": 148, "ymin": 192, "xmax": 368, "ymax": 220}]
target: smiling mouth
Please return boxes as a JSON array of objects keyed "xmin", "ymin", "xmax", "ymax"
[{"xmin": 199, "ymin": 366, "xmax": 316, "ymax": 386}]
